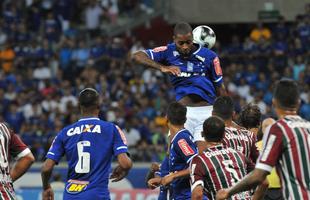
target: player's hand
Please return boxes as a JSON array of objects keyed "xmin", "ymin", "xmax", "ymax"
[
  {"xmin": 160, "ymin": 65, "xmax": 181, "ymax": 76},
  {"xmin": 216, "ymin": 189, "xmax": 229, "ymax": 200},
  {"xmin": 110, "ymin": 165, "xmax": 128, "ymax": 182},
  {"xmin": 150, "ymin": 162, "xmax": 160, "ymax": 172},
  {"xmin": 42, "ymin": 185, "xmax": 54, "ymax": 200},
  {"xmin": 147, "ymin": 177, "xmax": 161, "ymax": 189},
  {"xmin": 161, "ymin": 173, "xmax": 174, "ymax": 186}
]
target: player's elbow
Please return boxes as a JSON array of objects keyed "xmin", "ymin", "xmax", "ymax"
[{"xmin": 120, "ymin": 158, "xmax": 133, "ymax": 170}]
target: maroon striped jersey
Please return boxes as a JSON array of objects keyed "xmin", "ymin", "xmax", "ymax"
[
  {"xmin": 256, "ymin": 115, "xmax": 310, "ymax": 199},
  {"xmin": 223, "ymin": 127, "xmax": 259, "ymax": 162},
  {"xmin": 190, "ymin": 144, "xmax": 254, "ymax": 200},
  {"xmin": 0, "ymin": 123, "xmax": 30, "ymax": 200}
]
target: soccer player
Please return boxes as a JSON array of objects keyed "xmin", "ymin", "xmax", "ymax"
[
  {"xmin": 239, "ymin": 103, "xmax": 262, "ymax": 136},
  {"xmin": 212, "ymin": 96, "xmax": 259, "ymax": 162},
  {"xmin": 216, "ymin": 79, "xmax": 310, "ymax": 200},
  {"xmin": 190, "ymin": 116, "xmax": 254, "ymax": 200},
  {"xmin": 151, "ymin": 102, "xmax": 198, "ymax": 199},
  {"xmin": 0, "ymin": 122, "xmax": 35, "ymax": 200},
  {"xmin": 132, "ymin": 22, "xmax": 226, "ymax": 152},
  {"xmin": 41, "ymin": 88, "xmax": 132, "ymax": 200}
]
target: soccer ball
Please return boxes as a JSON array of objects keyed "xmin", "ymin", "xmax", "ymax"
[{"xmin": 193, "ymin": 25, "xmax": 216, "ymax": 49}]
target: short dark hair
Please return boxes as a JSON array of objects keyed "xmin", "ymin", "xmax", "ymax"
[
  {"xmin": 239, "ymin": 104, "xmax": 261, "ymax": 129},
  {"xmin": 273, "ymin": 79, "xmax": 300, "ymax": 110},
  {"xmin": 166, "ymin": 102, "xmax": 187, "ymax": 125},
  {"xmin": 173, "ymin": 22, "xmax": 192, "ymax": 36},
  {"xmin": 213, "ymin": 96, "xmax": 234, "ymax": 120},
  {"xmin": 202, "ymin": 116, "xmax": 225, "ymax": 142},
  {"xmin": 79, "ymin": 88, "xmax": 99, "ymax": 109}
]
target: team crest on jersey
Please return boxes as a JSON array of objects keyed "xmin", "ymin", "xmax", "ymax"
[
  {"xmin": 178, "ymin": 139, "xmax": 195, "ymax": 156},
  {"xmin": 66, "ymin": 180, "xmax": 89, "ymax": 194},
  {"xmin": 213, "ymin": 57, "xmax": 222, "ymax": 76},
  {"xmin": 152, "ymin": 46, "xmax": 167, "ymax": 52}
]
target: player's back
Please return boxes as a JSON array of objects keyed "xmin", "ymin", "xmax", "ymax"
[
  {"xmin": 223, "ymin": 127, "xmax": 258, "ymax": 162},
  {"xmin": 267, "ymin": 116, "xmax": 310, "ymax": 199},
  {"xmin": 49, "ymin": 117, "xmax": 127, "ymax": 200},
  {"xmin": 192, "ymin": 145, "xmax": 252, "ymax": 200}
]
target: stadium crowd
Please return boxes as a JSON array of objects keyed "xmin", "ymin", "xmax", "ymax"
[{"xmin": 0, "ymin": 1, "xmax": 309, "ymax": 161}]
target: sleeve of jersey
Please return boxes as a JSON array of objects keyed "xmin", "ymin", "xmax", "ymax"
[
  {"xmin": 256, "ymin": 124, "xmax": 283, "ymax": 172},
  {"xmin": 113, "ymin": 125, "xmax": 128, "ymax": 156},
  {"xmin": 190, "ymin": 156, "xmax": 205, "ymax": 191},
  {"xmin": 46, "ymin": 134, "xmax": 64, "ymax": 163},
  {"xmin": 175, "ymin": 136, "xmax": 198, "ymax": 164},
  {"xmin": 10, "ymin": 132, "xmax": 31, "ymax": 159},
  {"xmin": 144, "ymin": 46, "xmax": 168, "ymax": 62},
  {"xmin": 210, "ymin": 56, "xmax": 223, "ymax": 86}
]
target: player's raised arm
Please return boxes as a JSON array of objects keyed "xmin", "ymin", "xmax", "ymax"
[{"xmin": 132, "ymin": 50, "xmax": 180, "ymax": 76}]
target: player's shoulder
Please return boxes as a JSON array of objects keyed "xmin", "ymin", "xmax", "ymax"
[
  {"xmin": 173, "ymin": 129, "xmax": 193, "ymax": 142},
  {"xmin": 197, "ymin": 45, "xmax": 218, "ymax": 58}
]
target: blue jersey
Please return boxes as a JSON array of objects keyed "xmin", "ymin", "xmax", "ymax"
[
  {"xmin": 145, "ymin": 44, "xmax": 223, "ymax": 104},
  {"xmin": 155, "ymin": 157, "xmax": 170, "ymax": 200},
  {"xmin": 46, "ymin": 117, "xmax": 128, "ymax": 200},
  {"xmin": 169, "ymin": 129, "xmax": 198, "ymax": 200}
]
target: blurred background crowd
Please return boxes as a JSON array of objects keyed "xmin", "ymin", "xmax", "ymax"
[{"xmin": 0, "ymin": 0, "xmax": 309, "ymax": 162}]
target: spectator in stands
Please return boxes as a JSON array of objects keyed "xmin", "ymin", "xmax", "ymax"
[{"xmin": 250, "ymin": 21, "xmax": 272, "ymax": 42}]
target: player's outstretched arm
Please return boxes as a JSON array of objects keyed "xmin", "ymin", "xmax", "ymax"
[
  {"xmin": 110, "ymin": 153, "xmax": 132, "ymax": 182},
  {"xmin": 216, "ymin": 168, "xmax": 268, "ymax": 200},
  {"xmin": 41, "ymin": 159, "xmax": 56, "ymax": 200},
  {"xmin": 132, "ymin": 51, "xmax": 180, "ymax": 76},
  {"xmin": 10, "ymin": 152, "xmax": 35, "ymax": 182},
  {"xmin": 161, "ymin": 168, "xmax": 190, "ymax": 186}
]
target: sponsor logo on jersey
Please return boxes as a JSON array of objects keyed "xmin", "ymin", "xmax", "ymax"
[
  {"xmin": 66, "ymin": 180, "xmax": 89, "ymax": 194},
  {"xmin": 178, "ymin": 139, "xmax": 195, "ymax": 156},
  {"xmin": 213, "ymin": 57, "xmax": 222, "ymax": 76},
  {"xmin": 152, "ymin": 46, "xmax": 167, "ymax": 52},
  {"xmin": 67, "ymin": 124, "xmax": 101, "ymax": 136}
]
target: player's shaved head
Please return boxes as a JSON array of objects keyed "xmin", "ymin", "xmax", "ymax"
[
  {"xmin": 202, "ymin": 116, "xmax": 225, "ymax": 142},
  {"xmin": 273, "ymin": 79, "xmax": 300, "ymax": 110},
  {"xmin": 212, "ymin": 96, "xmax": 234, "ymax": 120},
  {"xmin": 79, "ymin": 88, "xmax": 99, "ymax": 110},
  {"xmin": 174, "ymin": 22, "xmax": 192, "ymax": 36}
]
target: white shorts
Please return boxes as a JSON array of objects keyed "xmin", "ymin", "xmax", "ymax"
[{"xmin": 184, "ymin": 106, "xmax": 213, "ymax": 142}]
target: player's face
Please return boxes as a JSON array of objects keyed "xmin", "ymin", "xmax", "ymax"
[{"xmin": 174, "ymin": 33, "xmax": 194, "ymax": 57}]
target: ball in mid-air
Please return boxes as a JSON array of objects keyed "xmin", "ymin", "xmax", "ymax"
[{"xmin": 193, "ymin": 25, "xmax": 216, "ymax": 49}]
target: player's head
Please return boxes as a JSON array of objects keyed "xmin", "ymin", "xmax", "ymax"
[
  {"xmin": 202, "ymin": 116, "xmax": 225, "ymax": 142},
  {"xmin": 212, "ymin": 96, "xmax": 234, "ymax": 121},
  {"xmin": 239, "ymin": 103, "xmax": 262, "ymax": 129},
  {"xmin": 166, "ymin": 102, "xmax": 187, "ymax": 126},
  {"xmin": 79, "ymin": 88, "xmax": 100, "ymax": 114},
  {"xmin": 272, "ymin": 79, "xmax": 300, "ymax": 113},
  {"xmin": 173, "ymin": 22, "xmax": 194, "ymax": 57}
]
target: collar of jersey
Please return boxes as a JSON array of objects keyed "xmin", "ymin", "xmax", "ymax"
[
  {"xmin": 192, "ymin": 44, "xmax": 202, "ymax": 55},
  {"xmin": 170, "ymin": 128, "xmax": 187, "ymax": 143},
  {"xmin": 78, "ymin": 117, "xmax": 100, "ymax": 121}
]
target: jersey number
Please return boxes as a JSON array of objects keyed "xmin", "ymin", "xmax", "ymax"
[
  {"xmin": 75, "ymin": 141, "xmax": 91, "ymax": 173},
  {"xmin": 222, "ymin": 160, "xmax": 240, "ymax": 185},
  {"xmin": 0, "ymin": 135, "xmax": 8, "ymax": 168}
]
